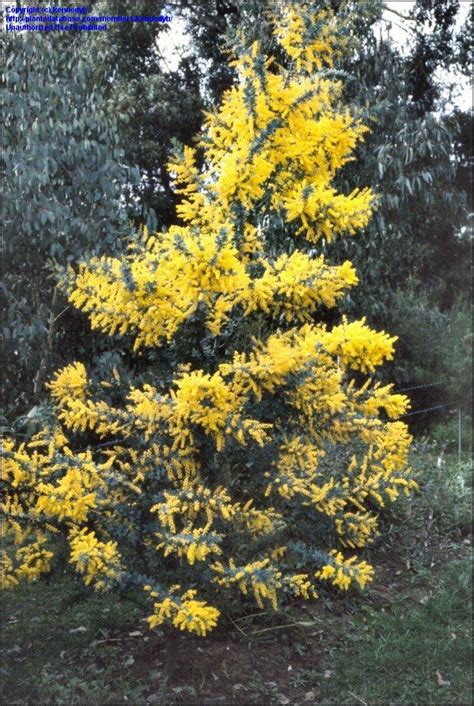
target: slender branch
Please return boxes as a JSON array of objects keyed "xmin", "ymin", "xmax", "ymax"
[
  {"xmin": 384, "ymin": 6, "xmax": 417, "ymax": 22},
  {"xmin": 53, "ymin": 306, "xmax": 70, "ymax": 325},
  {"xmin": 33, "ymin": 285, "xmax": 59, "ymax": 400},
  {"xmin": 380, "ymin": 16, "xmax": 416, "ymax": 36}
]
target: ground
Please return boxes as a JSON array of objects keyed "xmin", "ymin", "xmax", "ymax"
[{"xmin": 2, "ymin": 439, "xmax": 472, "ymax": 705}]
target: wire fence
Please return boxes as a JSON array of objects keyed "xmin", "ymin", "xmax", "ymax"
[
  {"xmin": 401, "ymin": 402, "xmax": 456, "ymax": 417},
  {"xmin": 395, "ymin": 381, "xmax": 448, "ymax": 393},
  {"xmin": 395, "ymin": 380, "xmax": 464, "ymax": 463}
]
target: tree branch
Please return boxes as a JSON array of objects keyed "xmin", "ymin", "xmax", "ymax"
[{"xmin": 384, "ymin": 6, "xmax": 417, "ymax": 22}]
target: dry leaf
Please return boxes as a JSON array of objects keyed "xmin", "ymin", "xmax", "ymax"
[
  {"xmin": 436, "ymin": 670, "xmax": 451, "ymax": 686},
  {"xmin": 304, "ymin": 690, "xmax": 316, "ymax": 701},
  {"xmin": 69, "ymin": 626, "xmax": 87, "ymax": 633},
  {"xmin": 276, "ymin": 695, "xmax": 290, "ymax": 705},
  {"xmin": 128, "ymin": 631, "xmax": 142, "ymax": 637}
]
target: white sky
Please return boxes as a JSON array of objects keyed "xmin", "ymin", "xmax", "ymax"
[
  {"xmin": 382, "ymin": 0, "xmax": 472, "ymax": 110},
  {"xmin": 157, "ymin": 1, "xmax": 472, "ymax": 110}
]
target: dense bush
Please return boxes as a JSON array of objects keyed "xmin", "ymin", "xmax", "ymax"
[
  {"xmin": 1, "ymin": 6, "xmax": 416, "ymax": 636},
  {"xmin": 387, "ymin": 286, "xmax": 472, "ymax": 415}
]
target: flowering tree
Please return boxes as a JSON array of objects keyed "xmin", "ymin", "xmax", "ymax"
[{"xmin": 2, "ymin": 6, "xmax": 415, "ymax": 637}]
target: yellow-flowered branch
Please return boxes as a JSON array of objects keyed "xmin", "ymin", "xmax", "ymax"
[{"xmin": 1, "ymin": 5, "xmax": 416, "ymax": 637}]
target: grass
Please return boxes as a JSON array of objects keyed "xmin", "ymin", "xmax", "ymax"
[
  {"xmin": 299, "ymin": 558, "xmax": 472, "ymax": 705},
  {"xmin": 2, "ymin": 439, "xmax": 472, "ymax": 705}
]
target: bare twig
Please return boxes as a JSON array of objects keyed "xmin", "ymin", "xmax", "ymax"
[
  {"xmin": 384, "ymin": 6, "xmax": 417, "ymax": 22},
  {"xmin": 348, "ymin": 691, "xmax": 368, "ymax": 706},
  {"xmin": 229, "ymin": 615, "xmax": 248, "ymax": 636},
  {"xmin": 33, "ymin": 286, "xmax": 59, "ymax": 399},
  {"xmin": 235, "ymin": 611, "xmax": 268, "ymax": 622},
  {"xmin": 230, "ymin": 617, "xmax": 323, "ymax": 638},
  {"xmin": 380, "ymin": 16, "xmax": 416, "ymax": 34},
  {"xmin": 53, "ymin": 306, "xmax": 70, "ymax": 324}
]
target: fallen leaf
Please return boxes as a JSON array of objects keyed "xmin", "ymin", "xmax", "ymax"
[
  {"xmin": 232, "ymin": 684, "xmax": 247, "ymax": 691},
  {"xmin": 304, "ymin": 690, "xmax": 316, "ymax": 701},
  {"xmin": 69, "ymin": 626, "xmax": 87, "ymax": 634},
  {"xmin": 129, "ymin": 631, "xmax": 142, "ymax": 637},
  {"xmin": 324, "ymin": 670, "xmax": 333, "ymax": 679},
  {"xmin": 436, "ymin": 670, "xmax": 451, "ymax": 686},
  {"xmin": 276, "ymin": 695, "xmax": 290, "ymax": 705},
  {"xmin": 146, "ymin": 695, "xmax": 159, "ymax": 704},
  {"xmin": 124, "ymin": 655, "xmax": 135, "ymax": 667}
]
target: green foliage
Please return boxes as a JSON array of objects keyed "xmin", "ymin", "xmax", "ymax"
[
  {"xmin": 1, "ymin": 28, "xmax": 136, "ymax": 413},
  {"xmin": 400, "ymin": 438, "xmax": 471, "ymax": 541},
  {"xmin": 90, "ymin": 0, "xmax": 205, "ymax": 228},
  {"xmin": 386, "ymin": 288, "xmax": 472, "ymax": 413},
  {"xmin": 329, "ymin": 1, "xmax": 470, "ymax": 315}
]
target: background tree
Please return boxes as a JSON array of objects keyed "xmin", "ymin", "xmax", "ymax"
[
  {"xmin": 89, "ymin": 0, "xmax": 205, "ymax": 229},
  {"xmin": 1, "ymin": 28, "xmax": 136, "ymax": 415}
]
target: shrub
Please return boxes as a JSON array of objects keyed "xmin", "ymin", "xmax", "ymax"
[
  {"xmin": 387, "ymin": 285, "xmax": 472, "ymax": 416},
  {"xmin": 1, "ymin": 5, "xmax": 416, "ymax": 636}
]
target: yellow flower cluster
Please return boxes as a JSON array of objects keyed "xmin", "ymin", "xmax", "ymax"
[
  {"xmin": 151, "ymin": 485, "xmax": 237, "ymax": 533},
  {"xmin": 275, "ymin": 5, "xmax": 345, "ymax": 72},
  {"xmin": 68, "ymin": 4, "xmax": 373, "ymax": 352},
  {"xmin": 285, "ymin": 573, "xmax": 318, "ymax": 600},
  {"xmin": 155, "ymin": 526, "xmax": 223, "ymax": 565},
  {"xmin": 69, "ymin": 529, "xmax": 121, "ymax": 591},
  {"xmin": 316, "ymin": 551, "xmax": 374, "ymax": 591},
  {"xmin": 146, "ymin": 586, "xmax": 220, "ymax": 637},
  {"xmin": 212, "ymin": 558, "xmax": 282, "ymax": 609},
  {"xmin": 1, "ymin": 4, "xmax": 416, "ymax": 636},
  {"xmin": 48, "ymin": 362, "xmax": 88, "ymax": 402},
  {"xmin": 1, "ymin": 535, "xmax": 53, "ymax": 588}
]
